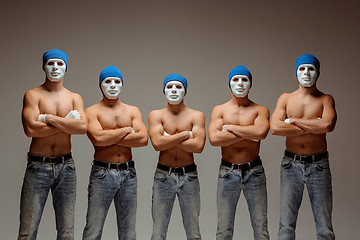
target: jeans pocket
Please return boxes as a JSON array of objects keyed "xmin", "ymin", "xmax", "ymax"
[
  {"xmin": 281, "ymin": 157, "xmax": 292, "ymax": 169},
  {"xmin": 316, "ymin": 160, "xmax": 330, "ymax": 171},
  {"xmin": 91, "ymin": 166, "xmax": 107, "ymax": 179},
  {"xmin": 129, "ymin": 167, "xmax": 137, "ymax": 177},
  {"xmin": 26, "ymin": 161, "xmax": 38, "ymax": 171},
  {"xmin": 218, "ymin": 167, "xmax": 230, "ymax": 178},
  {"xmin": 66, "ymin": 163, "xmax": 76, "ymax": 172},
  {"xmin": 187, "ymin": 172, "xmax": 198, "ymax": 181},
  {"xmin": 154, "ymin": 171, "xmax": 167, "ymax": 181},
  {"xmin": 252, "ymin": 165, "xmax": 265, "ymax": 176}
]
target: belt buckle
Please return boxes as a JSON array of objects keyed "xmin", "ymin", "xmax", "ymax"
[
  {"xmin": 49, "ymin": 156, "xmax": 56, "ymax": 163},
  {"xmin": 298, "ymin": 155, "xmax": 307, "ymax": 163}
]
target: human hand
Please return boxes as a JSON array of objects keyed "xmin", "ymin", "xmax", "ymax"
[
  {"xmin": 65, "ymin": 110, "xmax": 81, "ymax": 119},
  {"xmin": 38, "ymin": 114, "xmax": 46, "ymax": 123}
]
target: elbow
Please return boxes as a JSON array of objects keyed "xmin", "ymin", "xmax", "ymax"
[
  {"xmin": 78, "ymin": 122, "xmax": 88, "ymax": 134},
  {"xmin": 257, "ymin": 129, "xmax": 269, "ymax": 140},
  {"xmin": 138, "ymin": 136, "xmax": 149, "ymax": 147},
  {"xmin": 270, "ymin": 126, "xmax": 280, "ymax": 136},
  {"xmin": 23, "ymin": 126, "xmax": 35, "ymax": 137}
]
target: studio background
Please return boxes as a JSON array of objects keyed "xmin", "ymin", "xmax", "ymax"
[{"xmin": 1, "ymin": 0, "xmax": 359, "ymax": 239}]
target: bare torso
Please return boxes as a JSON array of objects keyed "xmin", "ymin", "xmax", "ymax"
[
  {"xmin": 26, "ymin": 86, "xmax": 82, "ymax": 157},
  {"xmin": 220, "ymin": 101, "xmax": 264, "ymax": 163},
  {"xmin": 271, "ymin": 86, "xmax": 337, "ymax": 156},
  {"xmin": 285, "ymin": 91, "xmax": 327, "ymax": 155},
  {"xmin": 86, "ymin": 99, "xmax": 148, "ymax": 163},
  {"xmin": 149, "ymin": 104, "xmax": 206, "ymax": 168}
]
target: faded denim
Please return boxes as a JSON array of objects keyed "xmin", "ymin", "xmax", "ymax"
[
  {"xmin": 82, "ymin": 163, "xmax": 137, "ymax": 240},
  {"xmin": 216, "ymin": 162, "xmax": 269, "ymax": 240},
  {"xmin": 278, "ymin": 153, "xmax": 335, "ymax": 240},
  {"xmin": 18, "ymin": 158, "xmax": 76, "ymax": 240},
  {"xmin": 151, "ymin": 168, "xmax": 201, "ymax": 240}
]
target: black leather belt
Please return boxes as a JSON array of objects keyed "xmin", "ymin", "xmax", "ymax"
[
  {"xmin": 221, "ymin": 156, "xmax": 262, "ymax": 171},
  {"xmin": 157, "ymin": 163, "xmax": 197, "ymax": 175},
  {"xmin": 284, "ymin": 150, "xmax": 328, "ymax": 163},
  {"xmin": 93, "ymin": 160, "xmax": 134, "ymax": 170},
  {"xmin": 27, "ymin": 152, "xmax": 72, "ymax": 164}
]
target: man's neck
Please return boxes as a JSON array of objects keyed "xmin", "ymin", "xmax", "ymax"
[
  {"xmin": 298, "ymin": 84, "xmax": 319, "ymax": 95},
  {"xmin": 102, "ymin": 96, "xmax": 121, "ymax": 107},
  {"xmin": 166, "ymin": 101, "xmax": 186, "ymax": 114},
  {"xmin": 231, "ymin": 94, "xmax": 251, "ymax": 106},
  {"xmin": 43, "ymin": 78, "xmax": 64, "ymax": 91}
]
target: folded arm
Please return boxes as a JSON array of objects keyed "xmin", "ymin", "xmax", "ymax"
[
  {"xmin": 148, "ymin": 111, "xmax": 190, "ymax": 151},
  {"xmin": 208, "ymin": 106, "xmax": 243, "ymax": 146},
  {"xmin": 86, "ymin": 107, "xmax": 132, "ymax": 147},
  {"xmin": 116, "ymin": 107, "xmax": 148, "ymax": 148},
  {"xmin": 176, "ymin": 112, "xmax": 206, "ymax": 153}
]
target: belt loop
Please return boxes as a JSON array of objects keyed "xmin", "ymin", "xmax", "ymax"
[
  {"xmin": 126, "ymin": 161, "xmax": 129, "ymax": 170},
  {"xmin": 312, "ymin": 155, "xmax": 316, "ymax": 163},
  {"xmin": 168, "ymin": 167, "xmax": 172, "ymax": 175},
  {"xmin": 182, "ymin": 167, "xmax": 186, "ymax": 175},
  {"xmin": 248, "ymin": 162, "xmax": 251, "ymax": 168},
  {"xmin": 61, "ymin": 156, "xmax": 65, "ymax": 164},
  {"xmin": 230, "ymin": 163, "xmax": 234, "ymax": 171},
  {"xmin": 42, "ymin": 156, "xmax": 45, "ymax": 164},
  {"xmin": 107, "ymin": 162, "xmax": 111, "ymax": 169}
]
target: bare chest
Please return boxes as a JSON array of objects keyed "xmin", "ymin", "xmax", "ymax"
[
  {"xmin": 222, "ymin": 108, "xmax": 258, "ymax": 126},
  {"xmin": 38, "ymin": 93, "xmax": 73, "ymax": 117},
  {"xmin": 286, "ymin": 96, "xmax": 323, "ymax": 119},
  {"xmin": 162, "ymin": 113, "xmax": 193, "ymax": 134},
  {"xmin": 97, "ymin": 107, "xmax": 132, "ymax": 129}
]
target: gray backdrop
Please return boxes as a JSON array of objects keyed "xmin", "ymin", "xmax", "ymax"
[{"xmin": 1, "ymin": 0, "xmax": 359, "ymax": 239}]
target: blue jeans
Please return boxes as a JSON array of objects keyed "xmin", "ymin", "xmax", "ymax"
[
  {"xmin": 82, "ymin": 162, "xmax": 137, "ymax": 240},
  {"xmin": 151, "ymin": 167, "xmax": 201, "ymax": 240},
  {"xmin": 18, "ymin": 156, "xmax": 76, "ymax": 240},
  {"xmin": 279, "ymin": 153, "xmax": 335, "ymax": 240},
  {"xmin": 216, "ymin": 160, "xmax": 269, "ymax": 240}
]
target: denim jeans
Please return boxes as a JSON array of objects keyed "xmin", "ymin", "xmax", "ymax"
[
  {"xmin": 151, "ymin": 167, "xmax": 201, "ymax": 240},
  {"xmin": 82, "ymin": 162, "xmax": 137, "ymax": 240},
  {"xmin": 216, "ymin": 161, "xmax": 269, "ymax": 240},
  {"xmin": 18, "ymin": 157, "xmax": 76, "ymax": 240},
  {"xmin": 278, "ymin": 153, "xmax": 335, "ymax": 240}
]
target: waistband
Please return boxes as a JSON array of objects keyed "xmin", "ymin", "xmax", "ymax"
[
  {"xmin": 93, "ymin": 160, "xmax": 134, "ymax": 170},
  {"xmin": 157, "ymin": 163, "xmax": 197, "ymax": 175},
  {"xmin": 221, "ymin": 156, "xmax": 262, "ymax": 171},
  {"xmin": 27, "ymin": 152, "xmax": 72, "ymax": 164},
  {"xmin": 284, "ymin": 150, "xmax": 328, "ymax": 163}
]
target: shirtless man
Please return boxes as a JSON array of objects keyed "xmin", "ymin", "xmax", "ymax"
[
  {"xmin": 82, "ymin": 65, "xmax": 148, "ymax": 240},
  {"xmin": 148, "ymin": 73, "xmax": 206, "ymax": 240},
  {"xmin": 20, "ymin": 49, "xmax": 87, "ymax": 240},
  {"xmin": 208, "ymin": 65, "xmax": 270, "ymax": 240},
  {"xmin": 270, "ymin": 54, "xmax": 337, "ymax": 240}
]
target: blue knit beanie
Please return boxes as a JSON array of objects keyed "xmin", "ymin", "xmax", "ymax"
[
  {"xmin": 99, "ymin": 65, "xmax": 123, "ymax": 87},
  {"xmin": 295, "ymin": 54, "xmax": 320, "ymax": 77},
  {"xmin": 228, "ymin": 65, "xmax": 252, "ymax": 88},
  {"xmin": 163, "ymin": 73, "xmax": 188, "ymax": 95},
  {"xmin": 43, "ymin": 49, "xmax": 68, "ymax": 71}
]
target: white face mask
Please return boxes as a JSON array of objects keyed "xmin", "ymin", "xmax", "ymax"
[
  {"xmin": 101, "ymin": 77, "xmax": 123, "ymax": 100},
  {"xmin": 297, "ymin": 64, "xmax": 318, "ymax": 87},
  {"xmin": 230, "ymin": 75, "xmax": 251, "ymax": 98},
  {"xmin": 164, "ymin": 80, "xmax": 185, "ymax": 105},
  {"xmin": 44, "ymin": 59, "xmax": 66, "ymax": 82}
]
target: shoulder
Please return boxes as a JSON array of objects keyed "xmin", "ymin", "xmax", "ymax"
[
  {"xmin": 254, "ymin": 103, "xmax": 270, "ymax": 114},
  {"xmin": 148, "ymin": 109, "xmax": 164, "ymax": 120},
  {"xmin": 85, "ymin": 103, "xmax": 101, "ymax": 116},
  {"xmin": 23, "ymin": 87, "xmax": 42, "ymax": 102},
  {"xmin": 320, "ymin": 93, "xmax": 335, "ymax": 106}
]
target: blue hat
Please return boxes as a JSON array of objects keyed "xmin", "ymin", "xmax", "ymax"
[
  {"xmin": 295, "ymin": 54, "xmax": 320, "ymax": 77},
  {"xmin": 228, "ymin": 65, "xmax": 252, "ymax": 88},
  {"xmin": 163, "ymin": 73, "xmax": 188, "ymax": 95},
  {"xmin": 99, "ymin": 65, "xmax": 123, "ymax": 87},
  {"xmin": 43, "ymin": 49, "xmax": 68, "ymax": 71}
]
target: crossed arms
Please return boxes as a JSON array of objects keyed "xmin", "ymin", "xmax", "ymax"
[{"xmin": 22, "ymin": 90, "xmax": 87, "ymax": 137}]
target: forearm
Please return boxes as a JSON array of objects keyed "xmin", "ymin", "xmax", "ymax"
[
  {"xmin": 23, "ymin": 122, "xmax": 62, "ymax": 138},
  {"xmin": 209, "ymin": 131, "xmax": 243, "ymax": 146},
  {"xmin": 270, "ymin": 121, "xmax": 306, "ymax": 137},
  {"xmin": 290, "ymin": 118, "xmax": 333, "ymax": 134},
  {"xmin": 151, "ymin": 131, "xmax": 189, "ymax": 151},
  {"xmin": 116, "ymin": 131, "xmax": 148, "ymax": 148},
  {"xmin": 226, "ymin": 125, "xmax": 268, "ymax": 140},
  {"xmin": 176, "ymin": 138, "xmax": 205, "ymax": 153},
  {"xmin": 89, "ymin": 127, "xmax": 132, "ymax": 147},
  {"xmin": 46, "ymin": 115, "xmax": 87, "ymax": 134}
]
